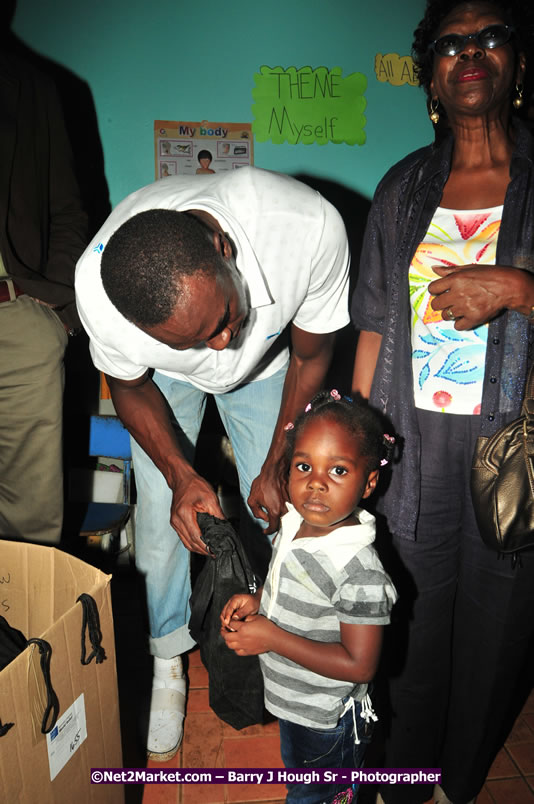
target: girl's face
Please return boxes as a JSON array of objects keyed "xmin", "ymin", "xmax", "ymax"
[{"xmin": 288, "ymin": 415, "xmax": 379, "ymax": 539}]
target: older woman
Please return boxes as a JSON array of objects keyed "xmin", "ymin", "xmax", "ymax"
[{"xmin": 352, "ymin": 2, "xmax": 534, "ymax": 803}]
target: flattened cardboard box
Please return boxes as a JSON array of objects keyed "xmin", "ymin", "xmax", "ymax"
[{"xmin": 0, "ymin": 543, "xmax": 124, "ymax": 803}]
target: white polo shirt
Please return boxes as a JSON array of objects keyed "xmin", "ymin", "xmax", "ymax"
[{"xmin": 75, "ymin": 167, "xmax": 350, "ymax": 393}]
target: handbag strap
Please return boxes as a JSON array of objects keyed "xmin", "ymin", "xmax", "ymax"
[{"xmin": 77, "ymin": 593, "xmax": 106, "ymax": 665}]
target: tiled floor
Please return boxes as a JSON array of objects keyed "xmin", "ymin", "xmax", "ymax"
[
  {"xmin": 108, "ymin": 558, "xmax": 534, "ymax": 804},
  {"xmin": 140, "ymin": 653, "xmax": 534, "ymax": 804},
  {"xmin": 142, "ymin": 649, "xmax": 286, "ymax": 804},
  {"xmin": 483, "ymin": 700, "xmax": 534, "ymax": 803}
]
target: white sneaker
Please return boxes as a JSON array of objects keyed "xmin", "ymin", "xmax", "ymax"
[{"xmin": 147, "ymin": 655, "xmax": 187, "ymax": 761}]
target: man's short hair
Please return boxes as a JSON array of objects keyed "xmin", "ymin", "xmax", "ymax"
[{"xmin": 101, "ymin": 209, "xmax": 223, "ymax": 327}]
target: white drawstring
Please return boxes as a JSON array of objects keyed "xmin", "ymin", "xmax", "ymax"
[
  {"xmin": 361, "ymin": 693, "xmax": 378, "ymax": 724},
  {"xmin": 341, "ymin": 693, "xmax": 378, "ymax": 745}
]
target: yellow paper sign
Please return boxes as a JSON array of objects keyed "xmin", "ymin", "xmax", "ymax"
[{"xmin": 375, "ymin": 53, "xmax": 418, "ymax": 86}]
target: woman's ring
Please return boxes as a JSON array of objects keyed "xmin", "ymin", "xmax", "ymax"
[{"xmin": 446, "ymin": 308, "xmax": 456, "ymax": 321}]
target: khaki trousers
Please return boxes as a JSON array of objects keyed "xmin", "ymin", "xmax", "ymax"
[{"xmin": 0, "ymin": 294, "xmax": 67, "ymax": 544}]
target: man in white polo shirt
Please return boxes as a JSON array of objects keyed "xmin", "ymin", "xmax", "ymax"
[{"xmin": 75, "ymin": 166, "xmax": 349, "ymax": 760}]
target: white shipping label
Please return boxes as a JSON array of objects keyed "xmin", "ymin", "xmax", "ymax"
[{"xmin": 46, "ymin": 693, "xmax": 88, "ymax": 781}]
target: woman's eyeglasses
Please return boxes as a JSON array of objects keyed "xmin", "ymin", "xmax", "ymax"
[{"xmin": 430, "ymin": 24, "xmax": 514, "ymax": 57}]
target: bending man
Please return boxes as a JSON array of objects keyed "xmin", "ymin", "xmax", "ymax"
[{"xmin": 75, "ymin": 166, "xmax": 349, "ymax": 760}]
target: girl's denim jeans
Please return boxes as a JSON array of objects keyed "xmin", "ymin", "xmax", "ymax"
[{"xmin": 278, "ymin": 699, "xmax": 374, "ymax": 804}]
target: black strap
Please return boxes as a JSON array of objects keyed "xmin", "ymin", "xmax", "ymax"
[
  {"xmin": 232, "ymin": 535, "xmax": 259, "ymax": 594},
  {"xmin": 26, "ymin": 638, "xmax": 59, "ymax": 734},
  {"xmin": 77, "ymin": 593, "xmax": 106, "ymax": 665}
]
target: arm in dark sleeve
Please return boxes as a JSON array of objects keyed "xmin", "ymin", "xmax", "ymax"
[
  {"xmin": 350, "ymin": 175, "xmax": 401, "ymax": 395},
  {"xmin": 350, "ymin": 184, "xmax": 392, "ymax": 336}
]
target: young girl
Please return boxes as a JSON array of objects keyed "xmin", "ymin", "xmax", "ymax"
[{"xmin": 221, "ymin": 390, "xmax": 397, "ymax": 804}]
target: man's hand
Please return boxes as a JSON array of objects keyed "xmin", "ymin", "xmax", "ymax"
[
  {"xmin": 247, "ymin": 325, "xmax": 336, "ymax": 535},
  {"xmin": 107, "ymin": 372, "xmax": 225, "ymax": 555},
  {"xmin": 221, "ymin": 614, "xmax": 273, "ymax": 655},
  {"xmin": 170, "ymin": 470, "xmax": 225, "ymax": 555},
  {"xmin": 248, "ymin": 456, "xmax": 289, "ymax": 535}
]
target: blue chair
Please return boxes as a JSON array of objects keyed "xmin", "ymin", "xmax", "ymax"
[{"xmin": 79, "ymin": 415, "xmax": 133, "ymax": 550}]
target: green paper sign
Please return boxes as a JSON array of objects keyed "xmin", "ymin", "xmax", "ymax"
[{"xmin": 252, "ymin": 66, "xmax": 367, "ymax": 146}]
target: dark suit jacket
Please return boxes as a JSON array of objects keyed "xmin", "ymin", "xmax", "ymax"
[{"xmin": 0, "ymin": 48, "xmax": 87, "ymax": 328}]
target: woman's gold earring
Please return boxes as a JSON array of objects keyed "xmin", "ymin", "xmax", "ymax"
[
  {"xmin": 513, "ymin": 83, "xmax": 524, "ymax": 109},
  {"xmin": 429, "ymin": 98, "xmax": 440, "ymax": 124}
]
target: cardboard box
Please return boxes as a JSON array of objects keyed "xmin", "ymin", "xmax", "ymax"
[{"xmin": 0, "ymin": 543, "xmax": 124, "ymax": 803}]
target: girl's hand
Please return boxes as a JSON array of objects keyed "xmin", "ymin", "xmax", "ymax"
[
  {"xmin": 220, "ymin": 593, "xmax": 261, "ymax": 629},
  {"xmin": 220, "ymin": 614, "xmax": 273, "ymax": 655}
]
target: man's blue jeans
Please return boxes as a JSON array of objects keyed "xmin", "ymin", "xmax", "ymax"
[
  {"xmin": 130, "ymin": 365, "xmax": 287, "ymax": 658},
  {"xmin": 278, "ymin": 701, "xmax": 373, "ymax": 804}
]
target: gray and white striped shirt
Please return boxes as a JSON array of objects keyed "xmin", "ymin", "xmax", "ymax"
[{"xmin": 259, "ymin": 504, "xmax": 397, "ymax": 728}]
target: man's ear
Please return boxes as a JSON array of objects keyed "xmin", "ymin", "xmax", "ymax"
[
  {"xmin": 361, "ymin": 469, "xmax": 379, "ymax": 499},
  {"xmin": 212, "ymin": 231, "xmax": 233, "ymax": 259}
]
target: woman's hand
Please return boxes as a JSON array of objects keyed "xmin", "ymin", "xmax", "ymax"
[{"xmin": 428, "ymin": 264, "xmax": 534, "ymax": 330}]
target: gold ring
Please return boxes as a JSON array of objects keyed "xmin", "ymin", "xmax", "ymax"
[{"xmin": 446, "ymin": 308, "xmax": 456, "ymax": 321}]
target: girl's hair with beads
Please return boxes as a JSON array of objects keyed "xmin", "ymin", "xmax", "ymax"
[{"xmin": 285, "ymin": 389, "xmax": 395, "ymax": 474}]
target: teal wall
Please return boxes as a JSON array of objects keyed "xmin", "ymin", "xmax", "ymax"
[{"xmin": 13, "ymin": 0, "xmax": 431, "ymax": 209}]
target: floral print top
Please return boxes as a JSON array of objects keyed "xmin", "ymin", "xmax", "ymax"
[{"xmin": 410, "ymin": 206, "xmax": 502, "ymax": 414}]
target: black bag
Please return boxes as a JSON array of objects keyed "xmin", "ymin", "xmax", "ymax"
[
  {"xmin": 471, "ymin": 363, "xmax": 534, "ymax": 557},
  {"xmin": 189, "ymin": 513, "xmax": 265, "ymax": 730},
  {"xmin": 0, "ymin": 616, "xmax": 27, "ymax": 672},
  {"xmin": 0, "ymin": 615, "xmax": 59, "ymax": 736},
  {"xmin": 0, "ymin": 594, "xmax": 105, "ymax": 738}
]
